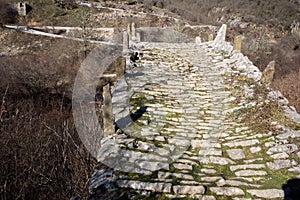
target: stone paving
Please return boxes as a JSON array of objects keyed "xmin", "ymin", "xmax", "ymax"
[{"xmin": 96, "ymin": 38, "xmax": 300, "ymax": 199}]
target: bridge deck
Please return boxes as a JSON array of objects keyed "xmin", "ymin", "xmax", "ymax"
[{"xmin": 96, "ymin": 41, "xmax": 299, "ymax": 199}]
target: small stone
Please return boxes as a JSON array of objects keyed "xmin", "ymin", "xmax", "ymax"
[
  {"xmin": 276, "ymin": 130, "xmax": 300, "ymax": 139},
  {"xmin": 240, "ymin": 22, "xmax": 249, "ymax": 29},
  {"xmin": 250, "ymin": 146, "xmax": 261, "ymax": 153},
  {"xmin": 267, "ymin": 90, "xmax": 289, "ymax": 105},
  {"xmin": 271, "ymin": 152, "xmax": 289, "ymax": 159},
  {"xmin": 191, "ymin": 140, "xmax": 221, "ymax": 148},
  {"xmin": 267, "ymin": 144, "xmax": 298, "ymax": 155},
  {"xmin": 227, "ymin": 149, "xmax": 245, "ymax": 160},
  {"xmin": 288, "ymin": 166, "xmax": 300, "ymax": 173},
  {"xmin": 267, "ymin": 160, "xmax": 291, "ymax": 170},
  {"xmin": 199, "ymin": 149, "xmax": 222, "ymax": 156},
  {"xmin": 235, "ymin": 170, "xmax": 267, "ymax": 177},
  {"xmin": 265, "ymin": 141, "xmax": 276, "ymax": 147},
  {"xmin": 201, "ymin": 169, "xmax": 217, "ymax": 174},
  {"xmin": 198, "ymin": 156, "xmax": 210, "ymax": 164},
  {"xmin": 210, "ymin": 187, "xmax": 244, "ymax": 196},
  {"xmin": 243, "ymin": 158, "xmax": 264, "ymax": 164},
  {"xmin": 172, "ymin": 185, "xmax": 205, "ymax": 195},
  {"xmin": 261, "ymin": 61, "xmax": 275, "ymax": 85},
  {"xmin": 155, "ymin": 136, "xmax": 165, "ymax": 141},
  {"xmin": 224, "ymin": 139, "xmax": 259, "ymax": 147},
  {"xmin": 228, "ymin": 180, "xmax": 250, "ymax": 187},
  {"xmin": 209, "ymin": 156, "xmax": 235, "ymax": 165},
  {"xmin": 168, "ymin": 138, "xmax": 191, "ymax": 147},
  {"xmin": 158, "ymin": 172, "xmax": 194, "ymax": 180},
  {"xmin": 117, "ymin": 180, "xmax": 172, "ymax": 193},
  {"xmin": 196, "ymin": 36, "xmax": 202, "ymax": 44},
  {"xmin": 247, "ymin": 189, "xmax": 284, "ymax": 199},
  {"xmin": 201, "ymin": 176, "xmax": 223, "ymax": 182},
  {"xmin": 173, "ymin": 163, "xmax": 193, "ymax": 170},
  {"xmin": 136, "ymin": 160, "xmax": 169, "ymax": 171},
  {"xmin": 230, "ymin": 164, "xmax": 265, "ymax": 171},
  {"xmin": 201, "ymin": 196, "xmax": 216, "ymax": 200},
  {"xmin": 216, "ymin": 179, "xmax": 226, "ymax": 186},
  {"xmin": 292, "ymin": 159, "xmax": 298, "ymax": 166},
  {"xmin": 285, "ymin": 106, "xmax": 300, "ymax": 123}
]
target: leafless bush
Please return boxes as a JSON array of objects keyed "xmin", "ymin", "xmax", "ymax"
[
  {"xmin": 0, "ymin": 2, "xmax": 18, "ymax": 24},
  {"xmin": 0, "ymin": 36, "xmax": 99, "ymax": 199},
  {"xmin": 269, "ymin": 33, "xmax": 300, "ymax": 112},
  {"xmin": 0, "ymin": 38, "xmax": 84, "ymax": 97},
  {"xmin": 161, "ymin": 0, "xmax": 299, "ymax": 28},
  {"xmin": 0, "ymin": 91, "xmax": 97, "ymax": 200},
  {"xmin": 272, "ymin": 72, "xmax": 300, "ymax": 113},
  {"xmin": 0, "ymin": 86, "xmax": 8, "ymax": 122},
  {"xmin": 243, "ymin": 31, "xmax": 300, "ymax": 112}
]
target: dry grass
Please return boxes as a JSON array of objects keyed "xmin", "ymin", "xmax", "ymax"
[
  {"xmin": 244, "ymin": 33, "xmax": 300, "ymax": 112},
  {"xmin": 272, "ymin": 72, "xmax": 300, "ymax": 113},
  {"xmin": 0, "ymin": 91, "xmax": 97, "ymax": 200},
  {"xmin": 0, "ymin": 32, "xmax": 98, "ymax": 199},
  {"xmin": 161, "ymin": 0, "xmax": 299, "ymax": 29}
]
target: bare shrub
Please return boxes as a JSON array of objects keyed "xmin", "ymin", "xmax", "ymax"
[
  {"xmin": 272, "ymin": 72, "xmax": 300, "ymax": 113},
  {"xmin": 0, "ymin": 91, "xmax": 97, "ymax": 200},
  {"xmin": 270, "ymin": 33, "xmax": 300, "ymax": 112},
  {"xmin": 161, "ymin": 0, "xmax": 299, "ymax": 28},
  {"xmin": 0, "ymin": 2, "xmax": 18, "ymax": 24},
  {"xmin": 0, "ymin": 36, "xmax": 99, "ymax": 199},
  {"xmin": 0, "ymin": 38, "xmax": 84, "ymax": 97}
]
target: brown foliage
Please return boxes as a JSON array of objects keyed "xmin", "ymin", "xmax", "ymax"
[
  {"xmin": 161, "ymin": 0, "xmax": 299, "ymax": 29},
  {"xmin": 0, "ymin": 36, "xmax": 98, "ymax": 199},
  {"xmin": 244, "ymin": 32, "xmax": 300, "ymax": 112},
  {"xmin": 0, "ymin": 37, "xmax": 83, "ymax": 97},
  {"xmin": 0, "ymin": 92, "xmax": 96, "ymax": 199},
  {"xmin": 0, "ymin": 2, "xmax": 18, "ymax": 24}
]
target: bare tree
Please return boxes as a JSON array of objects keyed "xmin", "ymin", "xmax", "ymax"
[{"xmin": 78, "ymin": 7, "xmax": 97, "ymax": 57}]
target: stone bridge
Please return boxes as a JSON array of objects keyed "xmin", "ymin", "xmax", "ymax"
[{"xmin": 91, "ymin": 25, "xmax": 300, "ymax": 199}]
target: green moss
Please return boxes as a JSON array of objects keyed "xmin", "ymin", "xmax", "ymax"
[
  {"xmin": 262, "ymin": 168, "xmax": 295, "ymax": 189},
  {"xmin": 223, "ymin": 69, "xmax": 299, "ymax": 135},
  {"xmin": 243, "ymin": 192, "xmax": 254, "ymax": 198}
]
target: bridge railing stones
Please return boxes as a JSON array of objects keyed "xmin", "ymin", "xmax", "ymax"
[
  {"xmin": 123, "ymin": 31, "xmax": 129, "ymax": 53},
  {"xmin": 131, "ymin": 22, "xmax": 136, "ymax": 40},
  {"xmin": 195, "ymin": 36, "xmax": 201, "ymax": 44},
  {"xmin": 127, "ymin": 23, "xmax": 131, "ymax": 40},
  {"xmin": 228, "ymin": 51, "xmax": 262, "ymax": 81},
  {"xmin": 233, "ymin": 35, "xmax": 243, "ymax": 51},
  {"xmin": 261, "ymin": 60, "xmax": 275, "ymax": 86},
  {"xmin": 213, "ymin": 24, "xmax": 227, "ymax": 45},
  {"xmin": 211, "ymin": 24, "xmax": 233, "ymax": 52},
  {"xmin": 209, "ymin": 24, "xmax": 262, "ymax": 82},
  {"xmin": 102, "ymin": 84, "xmax": 115, "ymax": 136}
]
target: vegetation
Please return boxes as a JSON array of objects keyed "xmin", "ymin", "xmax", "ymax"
[
  {"xmin": 0, "ymin": 0, "xmax": 299, "ymax": 199},
  {"xmin": 225, "ymin": 73, "xmax": 299, "ymax": 134},
  {"xmin": 0, "ymin": 29, "xmax": 97, "ymax": 199},
  {"xmin": 0, "ymin": 2, "xmax": 18, "ymax": 24},
  {"xmin": 0, "ymin": 92, "xmax": 96, "ymax": 199}
]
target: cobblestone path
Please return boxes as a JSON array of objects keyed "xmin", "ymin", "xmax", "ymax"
[{"xmin": 96, "ymin": 41, "xmax": 300, "ymax": 199}]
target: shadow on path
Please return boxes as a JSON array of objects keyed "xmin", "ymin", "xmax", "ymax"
[
  {"xmin": 283, "ymin": 178, "xmax": 300, "ymax": 200},
  {"xmin": 115, "ymin": 106, "xmax": 148, "ymax": 131}
]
